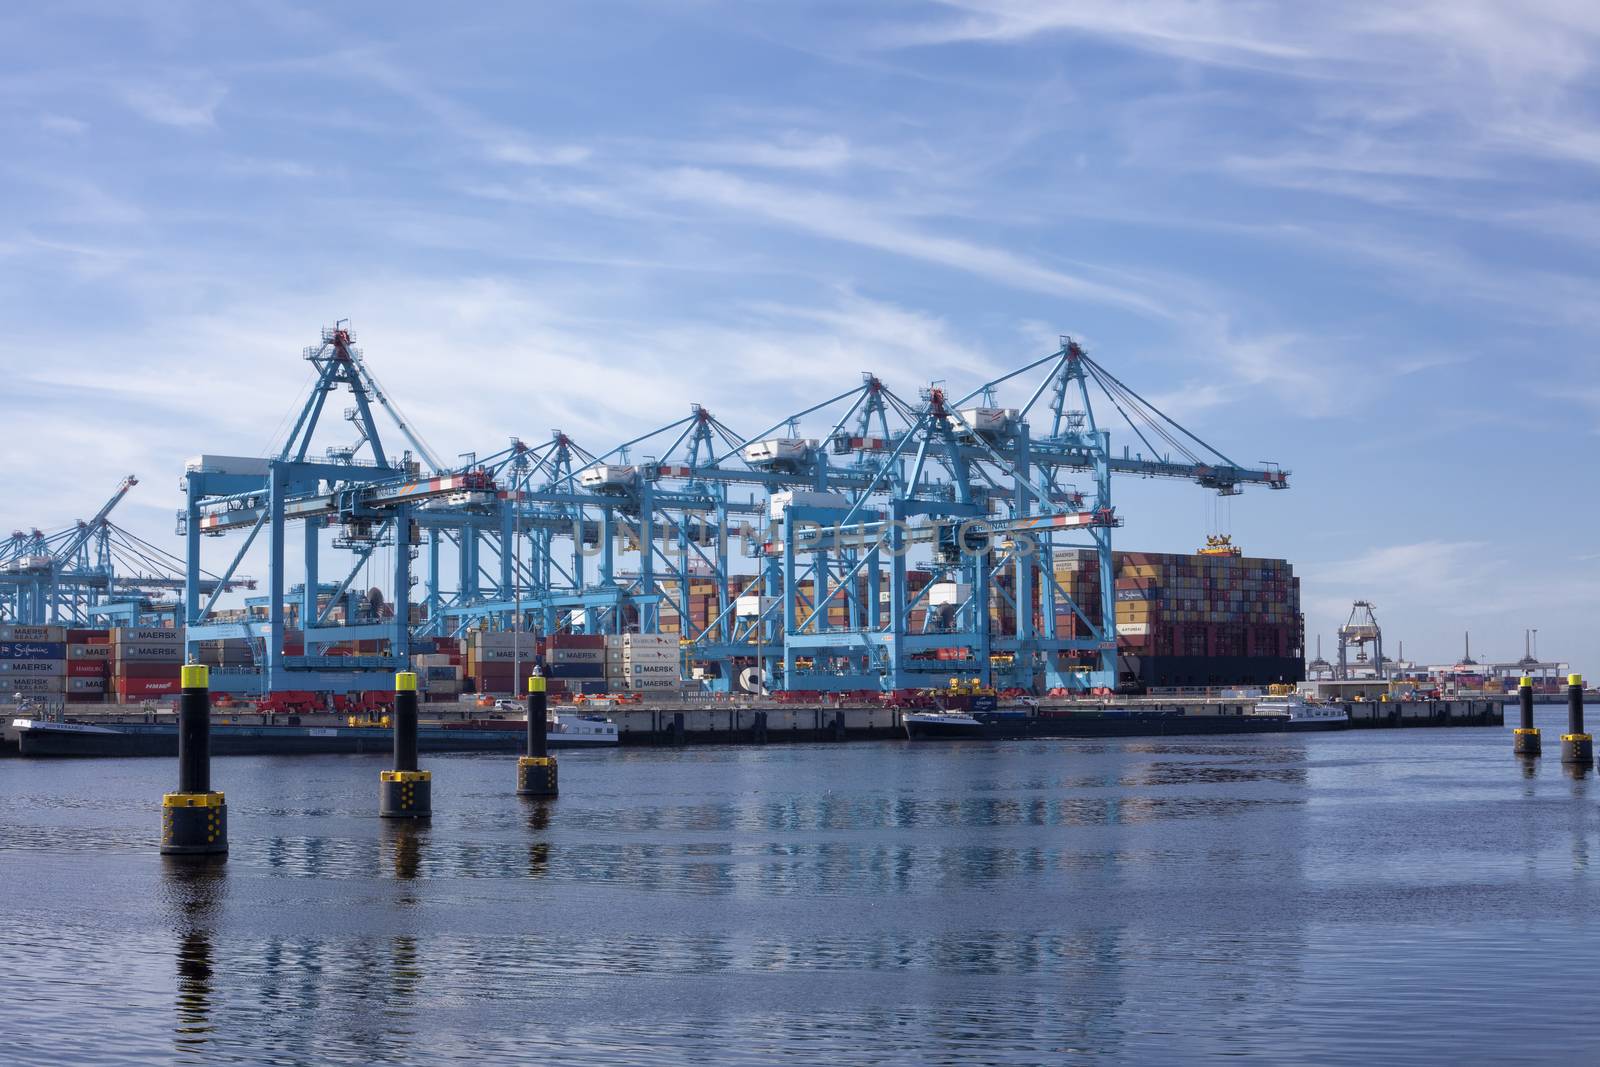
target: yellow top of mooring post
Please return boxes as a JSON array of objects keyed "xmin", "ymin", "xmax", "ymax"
[
  {"xmin": 1520, "ymin": 676, "xmax": 1533, "ymax": 688},
  {"xmin": 528, "ymin": 675, "xmax": 547, "ymax": 693},
  {"xmin": 395, "ymin": 671, "xmax": 418, "ymax": 692},
  {"xmin": 1572, "ymin": 674, "xmax": 1585, "ymax": 687},
  {"xmin": 180, "ymin": 663, "xmax": 209, "ymax": 689}
]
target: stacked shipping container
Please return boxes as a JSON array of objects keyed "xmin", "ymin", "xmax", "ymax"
[
  {"xmin": 66, "ymin": 628, "xmax": 110, "ymax": 702},
  {"xmin": 605, "ymin": 633, "xmax": 678, "ymax": 692},
  {"xmin": 463, "ymin": 630, "xmax": 539, "ymax": 696},
  {"xmin": 547, "ymin": 634, "xmax": 607, "ymax": 696},
  {"xmin": 0, "ymin": 623, "xmax": 68, "ymax": 704},
  {"xmin": 113, "ymin": 627, "xmax": 184, "ymax": 700}
]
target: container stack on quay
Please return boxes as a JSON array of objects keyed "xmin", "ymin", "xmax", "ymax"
[
  {"xmin": 112, "ymin": 627, "xmax": 184, "ymax": 701},
  {"xmin": 606, "ymin": 633, "xmax": 679, "ymax": 693},
  {"xmin": 191, "ymin": 634, "xmax": 260, "ymax": 670},
  {"xmin": 548, "ymin": 634, "xmax": 607, "ymax": 696},
  {"xmin": 0, "ymin": 623, "xmax": 69, "ymax": 704},
  {"xmin": 413, "ymin": 648, "xmax": 462, "ymax": 703},
  {"xmin": 463, "ymin": 630, "xmax": 538, "ymax": 697},
  {"xmin": 65, "ymin": 629, "xmax": 110, "ymax": 703}
]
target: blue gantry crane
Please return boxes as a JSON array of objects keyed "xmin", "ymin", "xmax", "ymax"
[{"xmin": 180, "ymin": 325, "xmax": 1287, "ymax": 696}]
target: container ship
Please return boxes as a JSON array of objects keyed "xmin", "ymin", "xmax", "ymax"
[{"xmin": 1051, "ymin": 543, "xmax": 1303, "ymax": 691}]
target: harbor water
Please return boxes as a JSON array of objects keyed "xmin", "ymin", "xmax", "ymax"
[{"xmin": 3, "ymin": 707, "xmax": 1598, "ymax": 1064}]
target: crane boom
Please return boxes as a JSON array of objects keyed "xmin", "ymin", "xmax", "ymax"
[{"xmin": 54, "ymin": 474, "xmax": 138, "ymax": 562}]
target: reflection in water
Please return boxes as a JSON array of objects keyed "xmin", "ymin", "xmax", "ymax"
[
  {"xmin": 18, "ymin": 734, "xmax": 1600, "ymax": 1064},
  {"xmin": 383, "ymin": 820, "xmax": 427, "ymax": 916},
  {"xmin": 162, "ymin": 855, "xmax": 226, "ymax": 1059},
  {"xmin": 527, "ymin": 800, "xmax": 552, "ymax": 878}
]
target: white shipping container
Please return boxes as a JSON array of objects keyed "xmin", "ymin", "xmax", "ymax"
[
  {"xmin": 617, "ymin": 646, "xmax": 675, "ymax": 662},
  {"xmin": 622, "ymin": 661, "xmax": 680, "ymax": 678},
  {"xmin": 115, "ymin": 644, "xmax": 184, "ymax": 662},
  {"xmin": 67, "ymin": 676, "xmax": 106, "ymax": 692},
  {"xmin": 469, "ymin": 631, "xmax": 526, "ymax": 647},
  {"xmin": 0, "ymin": 659, "xmax": 66, "ymax": 676},
  {"xmin": 68, "ymin": 644, "xmax": 113, "ymax": 660},
  {"xmin": 413, "ymin": 653, "xmax": 453, "ymax": 667},
  {"xmin": 0, "ymin": 624, "xmax": 66, "ymax": 642},
  {"xmin": 621, "ymin": 633, "xmax": 675, "ymax": 646},
  {"xmin": 549, "ymin": 648, "xmax": 605, "ymax": 664},
  {"xmin": 622, "ymin": 680, "xmax": 680, "ymax": 691},
  {"xmin": 474, "ymin": 647, "xmax": 530, "ymax": 662},
  {"xmin": 7, "ymin": 676, "xmax": 65, "ymax": 692},
  {"xmin": 113, "ymin": 628, "xmax": 182, "ymax": 643},
  {"xmin": 1116, "ymin": 622, "xmax": 1149, "ymax": 636}
]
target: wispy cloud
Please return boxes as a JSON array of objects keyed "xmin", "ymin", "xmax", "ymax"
[
  {"xmin": 121, "ymin": 79, "xmax": 227, "ymax": 128},
  {"xmin": 673, "ymin": 133, "xmax": 855, "ymax": 172},
  {"xmin": 38, "ymin": 113, "xmax": 87, "ymax": 135},
  {"xmin": 647, "ymin": 166, "xmax": 1169, "ymax": 318},
  {"xmin": 335, "ymin": 49, "xmax": 590, "ymax": 169}
]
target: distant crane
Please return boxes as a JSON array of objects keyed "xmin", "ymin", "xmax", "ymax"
[
  {"xmin": 0, "ymin": 475, "xmax": 249, "ymax": 625},
  {"xmin": 1336, "ymin": 600, "xmax": 1384, "ymax": 680}
]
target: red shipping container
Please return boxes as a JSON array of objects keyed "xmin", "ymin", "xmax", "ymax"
[
  {"xmin": 67, "ymin": 628, "xmax": 111, "ymax": 644},
  {"xmin": 547, "ymin": 634, "xmax": 605, "ymax": 649},
  {"xmin": 116, "ymin": 661, "xmax": 183, "ymax": 679},
  {"xmin": 66, "ymin": 692, "xmax": 106, "ymax": 704},
  {"xmin": 116, "ymin": 677, "xmax": 180, "ymax": 698},
  {"xmin": 67, "ymin": 660, "xmax": 107, "ymax": 678}
]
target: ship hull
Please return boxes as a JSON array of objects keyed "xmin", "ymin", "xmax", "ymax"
[{"xmin": 12, "ymin": 720, "xmax": 612, "ymax": 759}]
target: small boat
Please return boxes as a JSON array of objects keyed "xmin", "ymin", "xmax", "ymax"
[
  {"xmin": 548, "ymin": 712, "xmax": 619, "ymax": 746},
  {"xmin": 903, "ymin": 709, "xmax": 987, "ymax": 740},
  {"xmin": 1245, "ymin": 696, "xmax": 1348, "ymax": 728}
]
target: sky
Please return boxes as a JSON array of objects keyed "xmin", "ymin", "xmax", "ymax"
[{"xmin": 2, "ymin": 0, "xmax": 1597, "ymax": 670}]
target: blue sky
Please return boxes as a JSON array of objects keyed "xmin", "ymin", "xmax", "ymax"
[{"xmin": 3, "ymin": 1, "xmax": 1597, "ymax": 669}]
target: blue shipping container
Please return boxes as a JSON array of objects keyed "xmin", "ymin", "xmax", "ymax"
[
  {"xmin": 424, "ymin": 666, "xmax": 456, "ymax": 681},
  {"xmin": 547, "ymin": 662, "xmax": 605, "ymax": 679},
  {"xmin": 0, "ymin": 642, "xmax": 68, "ymax": 660},
  {"xmin": 1115, "ymin": 587, "xmax": 1159, "ymax": 602}
]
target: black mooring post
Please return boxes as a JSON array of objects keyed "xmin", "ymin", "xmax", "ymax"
[
  {"xmin": 178, "ymin": 670, "xmax": 210, "ymax": 794},
  {"xmin": 394, "ymin": 676, "xmax": 419, "ymax": 773},
  {"xmin": 380, "ymin": 672, "xmax": 431, "ymax": 818},
  {"xmin": 162, "ymin": 664, "xmax": 227, "ymax": 856},
  {"xmin": 1513, "ymin": 676, "xmax": 1540, "ymax": 757},
  {"xmin": 527, "ymin": 670, "xmax": 548, "ymax": 759},
  {"xmin": 1562, "ymin": 674, "xmax": 1591, "ymax": 766},
  {"xmin": 517, "ymin": 670, "xmax": 558, "ymax": 797}
]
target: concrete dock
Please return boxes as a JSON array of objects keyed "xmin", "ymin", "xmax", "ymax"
[{"xmin": 3, "ymin": 698, "xmax": 1504, "ymax": 754}]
